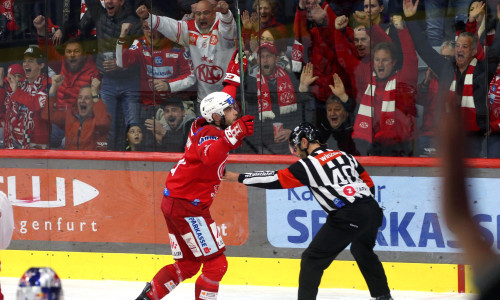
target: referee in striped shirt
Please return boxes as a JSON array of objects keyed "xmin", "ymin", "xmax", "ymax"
[{"xmin": 224, "ymin": 122, "xmax": 392, "ymax": 300}]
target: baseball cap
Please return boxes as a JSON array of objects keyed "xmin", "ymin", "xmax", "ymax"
[
  {"xmin": 23, "ymin": 46, "xmax": 45, "ymax": 59},
  {"xmin": 257, "ymin": 42, "xmax": 278, "ymax": 55},
  {"xmin": 7, "ymin": 64, "xmax": 25, "ymax": 77}
]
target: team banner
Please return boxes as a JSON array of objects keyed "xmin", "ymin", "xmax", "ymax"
[
  {"xmin": 1, "ymin": 168, "xmax": 248, "ymax": 245},
  {"xmin": 267, "ymin": 176, "xmax": 500, "ymax": 253}
]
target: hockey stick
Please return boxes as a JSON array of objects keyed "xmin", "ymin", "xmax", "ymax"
[{"xmin": 235, "ymin": 0, "xmax": 246, "ymax": 115}]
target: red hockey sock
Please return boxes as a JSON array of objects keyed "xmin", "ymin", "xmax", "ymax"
[
  {"xmin": 195, "ymin": 274, "xmax": 220, "ymax": 300},
  {"xmin": 147, "ymin": 264, "xmax": 181, "ymax": 300}
]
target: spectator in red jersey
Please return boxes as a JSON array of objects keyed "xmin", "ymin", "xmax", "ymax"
[
  {"xmin": 487, "ymin": 62, "xmax": 500, "ymax": 158},
  {"xmin": 0, "ymin": 0, "xmax": 18, "ymax": 39},
  {"xmin": 134, "ymin": 49, "xmax": 254, "ymax": 300},
  {"xmin": 33, "ymin": 15, "xmax": 100, "ymax": 149},
  {"xmin": 136, "ymin": 1, "xmax": 236, "ymax": 113},
  {"xmin": 116, "ymin": 18, "xmax": 196, "ymax": 149},
  {"xmin": 3, "ymin": 46, "xmax": 50, "ymax": 149},
  {"xmin": 49, "ymin": 79, "xmax": 111, "ymax": 151},
  {"xmin": 0, "ymin": 64, "xmax": 24, "ymax": 129}
]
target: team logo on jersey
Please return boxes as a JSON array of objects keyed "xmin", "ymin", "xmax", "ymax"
[
  {"xmin": 154, "ymin": 56, "xmax": 163, "ymax": 66},
  {"xmin": 196, "ymin": 64, "xmax": 223, "ymax": 84},
  {"xmin": 209, "ymin": 35, "xmax": 218, "ymax": 45},
  {"xmin": 385, "ymin": 118, "xmax": 395, "ymax": 126},
  {"xmin": 189, "ymin": 33, "xmax": 199, "ymax": 45},
  {"xmin": 130, "ymin": 44, "xmax": 138, "ymax": 50},
  {"xmin": 202, "ymin": 41, "xmax": 208, "ymax": 48}
]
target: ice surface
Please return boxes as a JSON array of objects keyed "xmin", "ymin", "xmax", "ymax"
[{"xmin": 0, "ymin": 277, "xmax": 475, "ymax": 299}]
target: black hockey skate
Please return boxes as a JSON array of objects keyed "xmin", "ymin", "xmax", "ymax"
[
  {"xmin": 373, "ymin": 294, "xmax": 393, "ymax": 300},
  {"xmin": 135, "ymin": 282, "xmax": 152, "ymax": 300}
]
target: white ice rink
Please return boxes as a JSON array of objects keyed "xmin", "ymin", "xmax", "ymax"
[{"xmin": 1, "ymin": 277, "xmax": 475, "ymax": 299}]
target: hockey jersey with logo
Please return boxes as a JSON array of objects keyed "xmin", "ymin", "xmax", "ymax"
[
  {"xmin": 147, "ymin": 11, "xmax": 236, "ymax": 100},
  {"xmin": 117, "ymin": 37, "xmax": 196, "ymax": 105},
  {"xmin": 164, "ymin": 85, "xmax": 237, "ymax": 207},
  {"xmin": 3, "ymin": 74, "xmax": 49, "ymax": 148},
  {"xmin": 489, "ymin": 70, "xmax": 500, "ymax": 133}
]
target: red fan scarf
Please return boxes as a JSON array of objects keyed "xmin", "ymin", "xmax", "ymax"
[
  {"xmin": 450, "ymin": 58, "xmax": 479, "ymax": 132},
  {"xmin": 256, "ymin": 65, "xmax": 297, "ymax": 120}
]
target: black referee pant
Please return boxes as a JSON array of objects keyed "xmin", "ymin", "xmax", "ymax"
[{"xmin": 298, "ymin": 198, "xmax": 390, "ymax": 299}]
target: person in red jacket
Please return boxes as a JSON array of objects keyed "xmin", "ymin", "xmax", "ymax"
[
  {"xmin": 3, "ymin": 46, "xmax": 50, "ymax": 149},
  {"xmin": 50, "ymin": 79, "xmax": 110, "ymax": 151},
  {"xmin": 116, "ymin": 19, "xmax": 196, "ymax": 108},
  {"xmin": 33, "ymin": 15, "xmax": 100, "ymax": 149},
  {"xmin": 0, "ymin": 64, "xmax": 24, "ymax": 142},
  {"xmin": 487, "ymin": 63, "xmax": 500, "ymax": 158},
  {"xmin": 351, "ymin": 23, "xmax": 418, "ymax": 157},
  {"xmin": 332, "ymin": 14, "xmax": 392, "ymax": 102},
  {"xmin": 134, "ymin": 50, "xmax": 254, "ymax": 300}
]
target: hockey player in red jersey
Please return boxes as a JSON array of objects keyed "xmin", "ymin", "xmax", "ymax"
[{"xmin": 134, "ymin": 50, "xmax": 254, "ymax": 300}]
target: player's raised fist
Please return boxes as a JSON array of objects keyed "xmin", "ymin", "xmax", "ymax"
[{"xmin": 224, "ymin": 115, "xmax": 255, "ymax": 147}]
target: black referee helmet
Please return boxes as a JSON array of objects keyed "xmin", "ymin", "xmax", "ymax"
[{"xmin": 289, "ymin": 122, "xmax": 321, "ymax": 147}]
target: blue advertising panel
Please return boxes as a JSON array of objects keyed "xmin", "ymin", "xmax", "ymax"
[{"xmin": 266, "ymin": 176, "xmax": 500, "ymax": 252}]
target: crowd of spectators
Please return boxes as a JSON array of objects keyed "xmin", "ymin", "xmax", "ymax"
[{"xmin": 0, "ymin": 0, "xmax": 499, "ymax": 157}]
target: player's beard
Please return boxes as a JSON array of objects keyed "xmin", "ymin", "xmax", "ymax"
[{"xmin": 219, "ymin": 116, "xmax": 229, "ymax": 130}]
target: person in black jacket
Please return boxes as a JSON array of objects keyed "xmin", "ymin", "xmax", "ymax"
[
  {"xmin": 318, "ymin": 73, "xmax": 359, "ymax": 155},
  {"xmin": 144, "ymin": 99, "xmax": 195, "ymax": 152},
  {"xmin": 85, "ymin": 0, "xmax": 142, "ymax": 150},
  {"xmin": 403, "ymin": 0, "xmax": 500, "ymax": 157}
]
